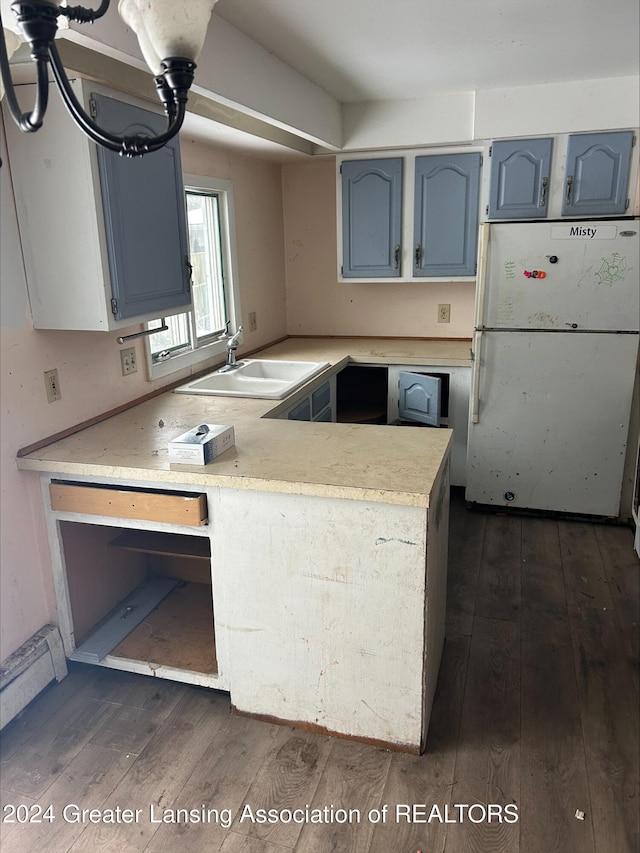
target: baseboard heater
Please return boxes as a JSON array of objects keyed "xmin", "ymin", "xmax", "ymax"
[{"xmin": 0, "ymin": 624, "xmax": 67, "ymax": 730}]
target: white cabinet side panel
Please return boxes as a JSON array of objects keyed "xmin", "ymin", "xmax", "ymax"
[
  {"xmin": 212, "ymin": 489, "xmax": 429, "ymax": 749},
  {"xmin": 3, "ymin": 90, "xmax": 109, "ymax": 330}
]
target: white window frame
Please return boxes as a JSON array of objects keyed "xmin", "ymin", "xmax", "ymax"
[{"xmin": 145, "ymin": 174, "xmax": 242, "ymax": 381}]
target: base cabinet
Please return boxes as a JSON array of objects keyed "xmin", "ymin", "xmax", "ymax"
[
  {"xmin": 42, "ymin": 464, "xmax": 450, "ymax": 753},
  {"xmin": 213, "ymin": 470, "xmax": 449, "ymax": 753},
  {"xmin": 274, "ymin": 376, "xmax": 337, "ymax": 422},
  {"xmin": 333, "ymin": 363, "xmax": 470, "ymax": 486},
  {"xmin": 388, "ymin": 365, "xmax": 470, "ymax": 487},
  {"xmin": 45, "ymin": 479, "xmax": 224, "ymax": 690}
]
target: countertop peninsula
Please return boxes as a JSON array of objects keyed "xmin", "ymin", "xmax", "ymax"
[{"xmin": 17, "ymin": 338, "xmax": 471, "ymax": 507}]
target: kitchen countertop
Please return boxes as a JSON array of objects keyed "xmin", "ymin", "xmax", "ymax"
[{"xmin": 16, "ymin": 338, "xmax": 471, "ymax": 507}]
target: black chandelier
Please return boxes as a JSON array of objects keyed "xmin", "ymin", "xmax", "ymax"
[{"xmin": 0, "ymin": 0, "xmax": 218, "ymax": 156}]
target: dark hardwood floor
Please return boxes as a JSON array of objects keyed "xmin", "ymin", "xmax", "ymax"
[{"xmin": 1, "ymin": 491, "xmax": 638, "ymax": 852}]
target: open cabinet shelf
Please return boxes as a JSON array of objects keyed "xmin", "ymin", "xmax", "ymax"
[
  {"xmin": 109, "ymin": 529, "xmax": 210, "ymax": 559},
  {"xmin": 60, "ymin": 521, "xmax": 219, "ymax": 686}
]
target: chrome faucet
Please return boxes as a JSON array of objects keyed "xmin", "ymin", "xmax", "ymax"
[{"xmin": 222, "ymin": 325, "xmax": 243, "ymax": 370}]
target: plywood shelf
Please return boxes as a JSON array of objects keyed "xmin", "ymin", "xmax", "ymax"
[
  {"xmin": 110, "ymin": 530, "xmax": 210, "ymax": 560},
  {"xmin": 111, "ymin": 582, "xmax": 217, "ymax": 675}
]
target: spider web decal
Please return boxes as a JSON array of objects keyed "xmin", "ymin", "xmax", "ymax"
[{"xmin": 596, "ymin": 252, "xmax": 627, "ymax": 285}]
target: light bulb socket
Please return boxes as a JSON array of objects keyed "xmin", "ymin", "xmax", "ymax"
[
  {"xmin": 160, "ymin": 57, "xmax": 196, "ymax": 102},
  {"xmin": 153, "ymin": 74, "xmax": 177, "ymax": 121},
  {"xmin": 10, "ymin": 0, "xmax": 58, "ymax": 61}
]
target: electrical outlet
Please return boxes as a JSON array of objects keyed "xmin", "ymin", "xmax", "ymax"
[
  {"xmin": 437, "ymin": 303, "xmax": 451, "ymax": 323},
  {"xmin": 120, "ymin": 346, "xmax": 138, "ymax": 376},
  {"xmin": 248, "ymin": 311, "xmax": 257, "ymax": 332},
  {"xmin": 44, "ymin": 368, "xmax": 62, "ymax": 403}
]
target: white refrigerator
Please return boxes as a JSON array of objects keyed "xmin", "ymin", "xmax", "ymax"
[{"xmin": 466, "ymin": 219, "xmax": 639, "ymax": 517}]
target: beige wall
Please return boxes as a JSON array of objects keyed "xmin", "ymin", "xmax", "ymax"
[
  {"xmin": 282, "ymin": 158, "xmax": 476, "ymax": 338},
  {"xmin": 0, "ymin": 125, "xmax": 287, "ymax": 661}
]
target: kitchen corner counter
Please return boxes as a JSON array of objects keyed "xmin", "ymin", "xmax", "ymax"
[
  {"xmin": 256, "ymin": 336, "xmax": 472, "ymax": 368},
  {"xmin": 22, "ymin": 337, "xmax": 459, "ymax": 752},
  {"xmin": 16, "ymin": 338, "xmax": 467, "ymax": 507}
]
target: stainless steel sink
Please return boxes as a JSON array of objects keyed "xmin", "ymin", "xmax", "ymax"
[{"xmin": 174, "ymin": 359, "xmax": 329, "ymax": 399}]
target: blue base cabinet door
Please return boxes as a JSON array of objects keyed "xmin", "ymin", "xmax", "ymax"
[
  {"xmin": 341, "ymin": 158, "xmax": 403, "ymax": 277},
  {"xmin": 398, "ymin": 372, "xmax": 442, "ymax": 426},
  {"xmin": 562, "ymin": 131, "xmax": 634, "ymax": 217},
  {"xmin": 488, "ymin": 138, "xmax": 553, "ymax": 220},
  {"xmin": 413, "ymin": 153, "xmax": 481, "ymax": 277}
]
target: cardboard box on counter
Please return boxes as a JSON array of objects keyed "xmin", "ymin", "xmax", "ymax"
[{"xmin": 168, "ymin": 423, "xmax": 235, "ymax": 465}]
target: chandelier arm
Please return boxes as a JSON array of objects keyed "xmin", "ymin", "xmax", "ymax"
[
  {"xmin": 48, "ymin": 41, "xmax": 187, "ymax": 156},
  {"xmin": 58, "ymin": 0, "xmax": 111, "ymax": 26},
  {"xmin": 0, "ymin": 11, "xmax": 50, "ymax": 132}
]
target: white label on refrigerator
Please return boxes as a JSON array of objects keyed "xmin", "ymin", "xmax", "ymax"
[{"xmin": 551, "ymin": 225, "xmax": 618, "ymax": 240}]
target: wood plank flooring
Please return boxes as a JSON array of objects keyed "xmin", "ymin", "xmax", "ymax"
[{"xmin": 1, "ymin": 490, "xmax": 638, "ymax": 853}]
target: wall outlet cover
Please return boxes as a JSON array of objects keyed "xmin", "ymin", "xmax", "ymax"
[
  {"xmin": 437, "ymin": 304, "xmax": 451, "ymax": 323},
  {"xmin": 44, "ymin": 368, "xmax": 62, "ymax": 403},
  {"xmin": 120, "ymin": 346, "xmax": 138, "ymax": 376}
]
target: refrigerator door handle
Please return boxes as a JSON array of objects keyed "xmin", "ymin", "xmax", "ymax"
[
  {"xmin": 471, "ymin": 329, "xmax": 483, "ymax": 424},
  {"xmin": 470, "ymin": 223, "xmax": 490, "ymax": 424},
  {"xmin": 474, "ymin": 223, "xmax": 490, "ymax": 330}
]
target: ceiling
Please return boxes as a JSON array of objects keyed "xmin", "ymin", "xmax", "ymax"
[
  {"xmin": 3, "ymin": 0, "xmax": 638, "ymax": 161},
  {"xmin": 214, "ymin": 0, "xmax": 640, "ymax": 103}
]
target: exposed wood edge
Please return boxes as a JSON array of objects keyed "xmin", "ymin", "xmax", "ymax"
[
  {"xmin": 230, "ymin": 704, "xmax": 421, "ymax": 754},
  {"xmin": 17, "ymin": 335, "xmax": 289, "ymax": 458}
]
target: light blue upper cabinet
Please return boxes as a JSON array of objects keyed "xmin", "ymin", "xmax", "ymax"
[
  {"xmin": 341, "ymin": 158, "xmax": 403, "ymax": 277},
  {"xmin": 413, "ymin": 153, "xmax": 481, "ymax": 278},
  {"xmin": 488, "ymin": 138, "xmax": 553, "ymax": 220},
  {"xmin": 93, "ymin": 93, "xmax": 191, "ymax": 321},
  {"xmin": 562, "ymin": 131, "xmax": 634, "ymax": 217}
]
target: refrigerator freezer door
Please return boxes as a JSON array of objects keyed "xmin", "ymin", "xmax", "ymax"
[
  {"xmin": 466, "ymin": 331, "xmax": 639, "ymax": 516},
  {"xmin": 481, "ymin": 221, "xmax": 639, "ymax": 331}
]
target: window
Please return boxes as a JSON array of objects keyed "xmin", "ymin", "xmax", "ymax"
[{"xmin": 146, "ymin": 174, "xmax": 241, "ymax": 380}]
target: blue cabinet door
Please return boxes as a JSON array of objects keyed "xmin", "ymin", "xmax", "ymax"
[
  {"xmin": 413, "ymin": 153, "xmax": 481, "ymax": 277},
  {"xmin": 398, "ymin": 372, "xmax": 441, "ymax": 426},
  {"xmin": 341, "ymin": 158, "xmax": 403, "ymax": 277},
  {"xmin": 288, "ymin": 398, "xmax": 311, "ymax": 421},
  {"xmin": 562, "ymin": 131, "xmax": 634, "ymax": 217},
  {"xmin": 93, "ymin": 94, "xmax": 191, "ymax": 321},
  {"xmin": 488, "ymin": 138, "xmax": 553, "ymax": 219}
]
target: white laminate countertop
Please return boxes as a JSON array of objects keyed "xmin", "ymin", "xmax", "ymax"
[{"xmin": 17, "ymin": 338, "xmax": 472, "ymax": 507}]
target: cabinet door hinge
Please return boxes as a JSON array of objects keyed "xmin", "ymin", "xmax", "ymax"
[
  {"xmin": 632, "ymin": 135, "xmax": 637, "ymax": 147},
  {"xmin": 488, "ymin": 145, "xmax": 492, "ymax": 157},
  {"xmin": 485, "ymin": 205, "xmax": 489, "ymax": 216},
  {"xmin": 479, "ymin": 154, "xmax": 483, "ymax": 166},
  {"xmin": 89, "ymin": 98, "xmax": 97, "ymax": 119},
  {"xmin": 111, "ymin": 298, "xmax": 118, "ymax": 315}
]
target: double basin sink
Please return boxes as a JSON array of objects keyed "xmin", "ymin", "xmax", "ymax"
[{"xmin": 174, "ymin": 359, "xmax": 329, "ymax": 400}]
